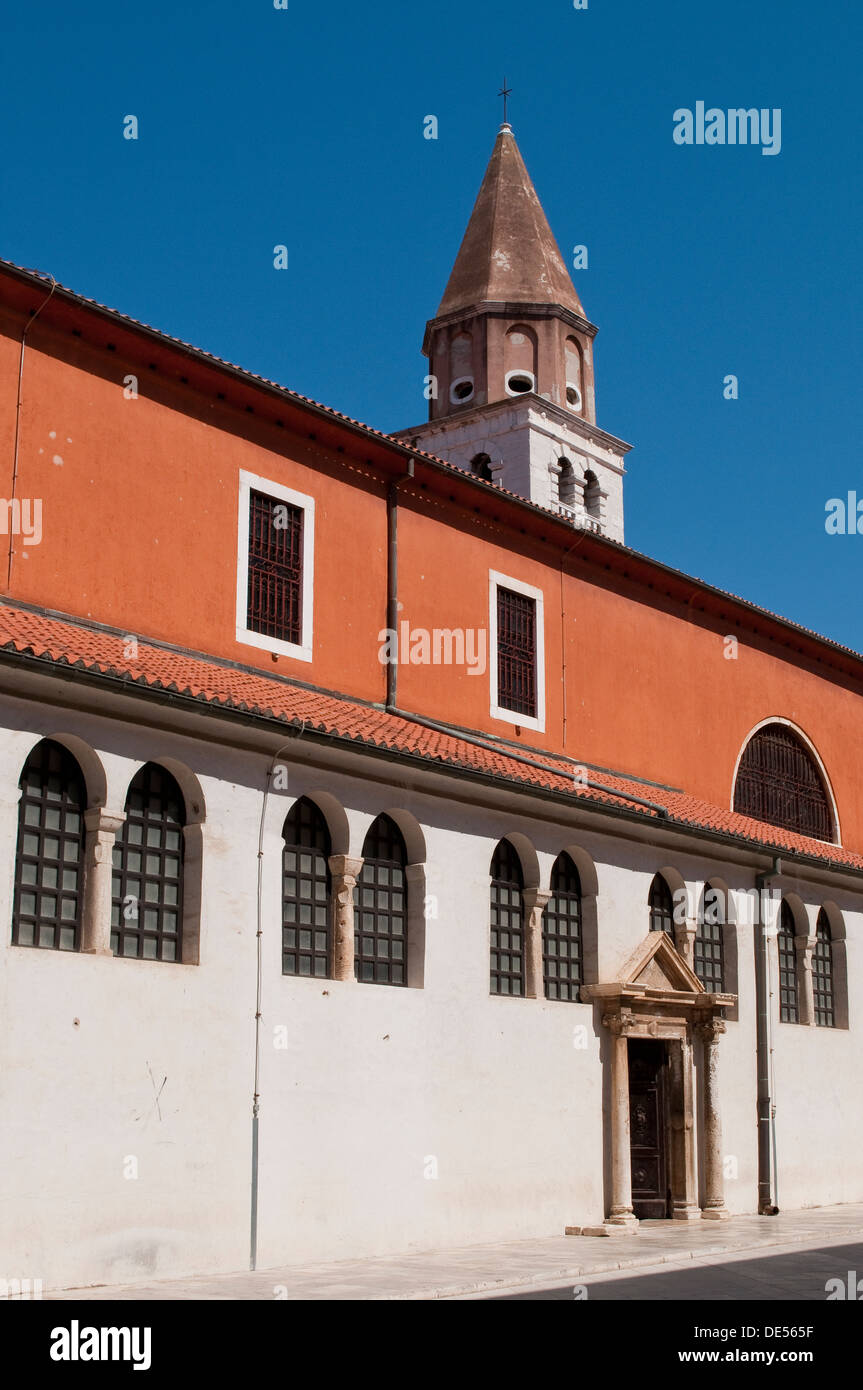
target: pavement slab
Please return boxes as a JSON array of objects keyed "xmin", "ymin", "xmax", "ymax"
[{"xmin": 47, "ymin": 1203, "xmax": 863, "ymax": 1301}]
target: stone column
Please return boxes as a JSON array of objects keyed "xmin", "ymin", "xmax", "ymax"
[
  {"xmin": 603, "ymin": 1012, "xmax": 639, "ymax": 1228},
  {"xmin": 522, "ymin": 887, "xmax": 551, "ymax": 999},
  {"xmin": 796, "ymin": 934, "xmax": 816, "ymax": 1025},
  {"xmin": 674, "ymin": 917, "xmax": 697, "ymax": 968},
  {"xmin": 669, "ymin": 1031, "xmax": 701, "ymax": 1220},
  {"xmin": 328, "ymin": 854, "xmax": 363, "ymax": 981},
  {"xmin": 82, "ymin": 809, "xmax": 125, "ymax": 955},
  {"xmin": 697, "ymin": 1017, "xmax": 729, "ymax": 1219}
]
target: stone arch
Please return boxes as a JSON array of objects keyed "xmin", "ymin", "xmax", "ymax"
[
  {"xmin": 817, "ymin": 899, "xmax": 849, "ymax": 1028},
  {"xmin": 504, "ymin": 323, "xmax": 538, "ymax": 384},
  {"xmin": 366, "ymin": 807, "xmax": 427, "ymax": 988},
  {"xmin": 297, "ymin": 790, "xmax": 350, "ymax": 858},
  {"xmin": 555, "ymin": 841, "xmax": 599, "ymax": 984},
  {"xmin": 42, "ymin": 733, "xmax": 106, "ymax": 810},
  {"xmin": 123, "ymin": 756, "xmax": 205, "ymax": 964},
  {"xmin": 698, "ymin": 876, "xmax": 738, "ymax": 1015},
  {"xmin": 501, "ymin": 831, "xmax": 540, "ymax": 891}
]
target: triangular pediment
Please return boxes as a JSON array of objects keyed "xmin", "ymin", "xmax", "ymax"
[{"xmin": 619, "ymin": 932, "xmax": 704, "ymax": 995}]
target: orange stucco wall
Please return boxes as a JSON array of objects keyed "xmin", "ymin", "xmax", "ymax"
[{"xmin": 2, "ymin": 301, "xmax": 862, "ymax": 852}]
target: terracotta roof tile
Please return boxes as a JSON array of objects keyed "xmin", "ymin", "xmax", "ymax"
[{"xmin": 0, "ymin": 602, "xmax": 859, "ymax": 875}]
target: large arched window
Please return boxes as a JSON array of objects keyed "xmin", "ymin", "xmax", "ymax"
[
  {"xmin": 12, "ymin": 739, "xmax": 86, "ymax": 951},
  {"xmin": 542, "ymin": 853, "xmax": 582, "ymax": 1000},
  {"xmin": 813, "ymin": 908, "xmax": 835, "ymax": 1028},
  {"xmin": 112, "ymin": 763, "xmax": 185, "ymax": 961},
  {"xmin": 778, "ymin": 900, "xmax": 799, "ymax": 1023},
  {"xmin": 471, "ymin": 453, "xmax": 493, "ymax": 482},
  {"xmin": 734, "ymin": 724, "xmax": 833, "ymax": 842},
  {"xmin": 282, "ymin": 798, "xmax": 331, "ymax": 978},
  {"xmin": 490, "ymin": 839, "xmax": 524, "ymax": 996},
  {"xmin": 355, "ymin": 814, "xmax": 407, "ymax": 986},
  {"xmin": 648, "ymin": 874, "xmax": 674, "ymax": 935},
  {"xmin": 694, "ymin": 885, "xmax": 725, "ymax": 991}
]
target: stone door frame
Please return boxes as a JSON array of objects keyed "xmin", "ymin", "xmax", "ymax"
[{"xmin": 582, "ymin": 932, "xmax": 735, "ymax": 1233}]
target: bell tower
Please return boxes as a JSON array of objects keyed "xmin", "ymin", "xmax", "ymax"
[{"xmin": 396, "ymin": 122, "xmax": 631, "ymax": 542}]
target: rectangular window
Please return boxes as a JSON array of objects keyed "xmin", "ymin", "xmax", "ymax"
[
  {"xmin": 489, "ymin": 571, "xmax": 545, "ymax": 732},
  {"xmin": 236, "ymin": 471, "xmax": 314, "ymax": 661},
  {"xmin": 497, "ymin": 588, "xmax": 536, "ymax": 717},
  {"xmin": 247, "ymin": 490, "xmax": 303, "ymax": 644}
]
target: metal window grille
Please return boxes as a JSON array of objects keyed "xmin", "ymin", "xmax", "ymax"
[
  {"xmin": 282, "ymin": 797, "xmax": 331, "ymax": 978},
  {"xmin": 12, "ymin": 739, "xmax": 85, "ymax": 951},
  {"xmin": 694, "ymin": 886, "xmax": 725, "ymax": 991},
  {"xmin": 112, "ymin": 763, "xmax": 185, "ymax": 962},
  {"xmin": 497, "ymin": 587, "xmax": 537, "ymax": 718},
  {"xmin": 490, "ymin": 839, "xmax": 525, "ymax": 996},
  {"xmin": 542, "ymin": 853, "xmax": 582, "ymax": 1000},
  {"xmin": 812, "ymin": 909, "xmax": 835, "ymax": 1028},
  {"xmin": 247, "ymin": 490, "xmax": 303, "ymax": 645},
  {"xmin": 648, "ymin": 874, "xmax": 674, "ymax": 934},
  {"xmin": 354, "ymin": 814, "xmax": 407, "ymax": 986},
  {"xmin": 778, "ymin": 900, "xmax": 799, "ymax": 1023},
  {"xmin": 733, "ymin": 724, "xmax": 832, "ymax": 842}
]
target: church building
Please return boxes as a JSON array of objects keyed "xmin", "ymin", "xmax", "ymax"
[{"xmin": 0, "ymin": 121, "xmax": 860, "ymax": 1291}]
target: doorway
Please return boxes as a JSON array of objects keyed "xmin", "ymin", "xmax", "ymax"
[{"xmin": 628, "ymin": 1038, "xmax": 670, "ymax": 1219}]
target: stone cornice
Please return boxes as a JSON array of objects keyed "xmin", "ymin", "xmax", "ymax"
[{"xmin": 422, "ymin": 300, "xmax": 599, "ymax": 356}]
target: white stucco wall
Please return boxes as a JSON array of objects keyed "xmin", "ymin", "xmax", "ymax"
[{"xmin": 0, "ymin": 691, "xmax": 860, "ymax": 1289}]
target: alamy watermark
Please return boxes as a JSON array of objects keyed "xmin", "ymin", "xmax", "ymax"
[
  {"xmin": 378, "ymin": 620, "xmax": 487, "ymax": 676},
  {"xmin": 673, "ymin": 103, "xmax": 781, "ymax": 156}
]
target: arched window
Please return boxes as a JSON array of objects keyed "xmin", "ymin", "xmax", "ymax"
[
  {"xmin": 282, "ymin": 798, "xmax": 331, "ymax": 977},
  {"xmin": 648, "ymin": 874, "xmax": 674, "ymax": 935},
  {"xmin": 355, "ymin": 814, "xmax": 407, "ymax": 986},
  {"xmin": 778, "ymin": 900, "xmax": 799, "ymax": 1023},
  {"xmin": 471, "ymin": 453, "xmax": 493, "ymax": 482},
  {"xmin": 12, "ymin": 739, "xmax": 86, "ymax": 951},
  {"xmin": 695, "ymin": 885, "xmax": 725, "ymax": 991},
  {"xmin": 583, "ymin": 470, "xmax": 601, "ymax": 519},
  {"xmin": 813, "ymin": 908, "xmax": 835, "ymax": 1027},
  {"xmin": 543, "ymin": 853, "xmax": 582, "ymax": 1000},
  {"xmin": 490, "ymin": 839, "xmax": 524, "ymax": 995},
  {"xmin": 733, "ymin": 724, "xmax": 833, "ymax": 842},
  {"xmin": 558, "ymin": 458, "xmax": 576, "ymax": 507},
  {"xmin": 112, "ymin": 763, "xmax": 185, "ymax": 961}
]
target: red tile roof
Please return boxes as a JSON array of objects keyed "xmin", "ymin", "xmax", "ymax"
[{"xmin": 0, "ymin": 601, "xmax": 860, "ymax": 875}]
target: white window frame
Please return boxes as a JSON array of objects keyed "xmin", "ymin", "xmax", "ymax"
[
  {"xmin": 489, "ymin": 569, "xmax": 545, "ymax": 733},
  {"xmin": 236, "ymin": 469, "xmax": 315, "ymax": 663}
]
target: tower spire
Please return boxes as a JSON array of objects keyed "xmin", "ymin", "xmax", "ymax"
[{"xmin": 397, "ymin": 123, "xmax": 632, "ymax": 545}]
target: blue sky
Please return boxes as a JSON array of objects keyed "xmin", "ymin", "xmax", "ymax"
[{"xmin": 2, "ymin": 0, "xmax": 861, "ymax": 650}]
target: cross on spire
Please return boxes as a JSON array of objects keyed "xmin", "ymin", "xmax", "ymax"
[{"xmin": 498, "ymin": 78, "xmax": 512, "ymax": 125}]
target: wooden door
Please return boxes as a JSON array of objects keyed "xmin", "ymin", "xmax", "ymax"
[{"xmin": 628, "ymin": 1039, "xmax": 669, "ymax": 1220}]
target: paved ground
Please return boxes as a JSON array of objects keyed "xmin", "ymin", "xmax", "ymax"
[
  {"xmin": 490, "ymin": 1240, "xmax": 863, "ymax": 1300},
  {"xmin": 48, "ymin": 1203, "xmax": 863, "ymax": 1301}
]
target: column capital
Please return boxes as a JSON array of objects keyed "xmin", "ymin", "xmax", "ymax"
[
  {"xmin": 695, "ymin": 1017, "xmax": 727, "ymax": 1043},
  {"xmin": 84, "ymin": 807, "xmax": 126, "ymax": 835},
  {"xmin": 328, "ymin": 854, "xmax": 363, "ymax": 881},
  {"xmin": 603, "ymin": 1008, "xmax": 636, "ymax": 1038}
]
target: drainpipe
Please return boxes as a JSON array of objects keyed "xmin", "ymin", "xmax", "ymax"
[
  {"xmin": 385, "ymin": 461, "xmax": 415, "ymax": 710},
  {"xmin": 250, "ymin": 734, "xmax": 302, "ymax": 1271},
  {"xmin": 755, "ymin": 857, "xmax": 782, "ymax": 1214},
  {"xmin": 8, "ymin": 277, "xmax": 57, "ymax": 588}
]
